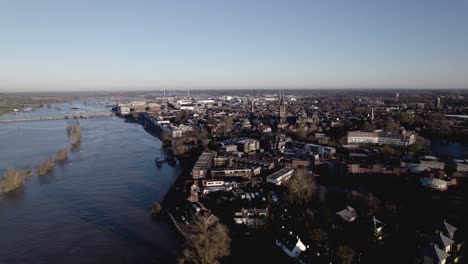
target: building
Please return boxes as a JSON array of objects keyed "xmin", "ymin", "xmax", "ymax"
[
  {"xmin": 236, "ymin": 139, "xmax": 260, "ymax": 153},
  {"xmin": 336, "ymin": 206, "xmax": 358, "ymax": 222},
  {"xmin": 422, "ymin": 245, "xmax": 450, "ymax": 264},
  {"xmin": 279, "ymin": 93, "xmax": 286, "ymax": 122},
  {"xmin": 454, "ymin": 159, "xmax": 468, "ymax": 172},
  {"xmin": 404, "ymin": 156, "xmax": 445, "ymax": 173},
  {"xmin": 233, "ymin": 208, "xmax": 268, "ymax": 227},
  {"xmin": 419, "ymin": 177, "xmax": 448, "ymax": 191},
  {"xmin": 434, "ymin": 221, "xmax": 457, "ymax": 240},
  {"xmin": 118, "ymin": 104, "xmax": 131, "ymax": 115},
  {"xmin": 191, "ymin": 152, "xmax": 215, "ymax": 179},
  {"xmin": 347, "ymin": 130, "xmax": 416, "ymax": 147},
  {"xmin": 211, "ymin": 167, "xmax": 261, "ymax": 178},
  {"xmin": 275, "ymin": 226, "xmax": 308, "ymax": 258},
  {"xmin": 305, "ymin": 143, "xmax": 336, "ymax": 156},
  {"xmin": 348, "ymin": 163, "xmax": 407, "ymax": 176},
  {"xmin": 435, "ymin": 97, "xmax": 441, "ymax": 109},
  {"xmin": 201, "ymin": 180, "xmax": 232, "ymax": 194},
  {"xmin": 266, "ymin": 168, "xmax": 295, "ymax": 185}
]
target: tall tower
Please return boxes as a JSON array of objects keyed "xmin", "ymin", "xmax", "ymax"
[
  {"xmin": 370, "ymin": 107, "xmax": 375, "ymax": 122},
  {"xmin": 279, "ymin": 93, "xmax": 286, "ymax": 122},
  {"xmin": 435, "ymin": 97, "xmax": 441, "ymax": 109}
]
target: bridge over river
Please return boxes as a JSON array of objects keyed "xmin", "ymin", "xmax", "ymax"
[{"xmin": 0, "ymin": 111, "xmax": 114, "ymax": 123}]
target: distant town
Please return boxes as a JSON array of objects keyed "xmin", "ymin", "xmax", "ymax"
[{"xmin": 102, "ymin": 89, "xmax": 466, "ymax": 264}]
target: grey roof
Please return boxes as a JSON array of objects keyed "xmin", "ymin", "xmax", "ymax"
[
  {"xmin": 432, "ymin": 233, "xmax": 454, "ymax": 248},
  {"xmin": 443, "ymin": 220, "xmax": 457, "ymax": 234},
  {"xmin": 336, "ymin": 206, "xmax": 358, "ymax": 222},
  {"xmin": 425, "ymin": 245, "xmax": 450, "ymax": 262}
]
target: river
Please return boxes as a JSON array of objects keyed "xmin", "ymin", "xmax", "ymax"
[{"xmin": 0, "ymin": 102, "xmax": 181, "ymax": 264}]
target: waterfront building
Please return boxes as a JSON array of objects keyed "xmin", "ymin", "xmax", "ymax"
[
  {"xmin": 191, "ymin": 152, "xmax": 216, "ymax": 179},
  {"xmin": 347, "ymin": 129, "xmax": 415, "ymax": 147}
]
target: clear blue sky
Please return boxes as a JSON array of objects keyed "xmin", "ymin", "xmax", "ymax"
[{"xmin": 1, "ymin": 0, "xmax": 467, "ymax": 91}]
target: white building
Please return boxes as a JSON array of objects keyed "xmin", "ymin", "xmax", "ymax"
[
  {"xmin": 275, "ymin": 226, "xmax": 308, "ymax": 258},
  {"xmin": 420, "ymin": 178, "xmax": 448, "ymax": 191},
  {"xmin": 455, "ymin": 159, "xmax": 468, "ymax": 172},
  {"xmin": 266, "ymin": 168, "xmax": 294, "ymax": 185},
  {"xmin": 347, "ymin": 130, "xmax": 415, "ymax": 147}
]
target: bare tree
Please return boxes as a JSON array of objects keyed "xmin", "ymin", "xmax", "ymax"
[
  {"xmin": 0, "ymin": 168, "xmax": 28, "ymax": 193},
  {"xmin": 179, "ymin": 215, "xmax": 231, "ymax": 264},
  {"xmin": 335, "ymin": 245, "xmax": 355, "ymax": 264},
  {"xmin": 284, "ymin": 169, "xmax": 317, "ymax": 205}
]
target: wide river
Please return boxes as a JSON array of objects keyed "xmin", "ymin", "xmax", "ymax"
[{"xmin": 0, "ymin": 102, "xmax": 181, "ymax": 264}]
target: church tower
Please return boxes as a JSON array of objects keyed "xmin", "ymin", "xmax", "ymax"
[{"xmin": 279, "ymin": 93, "xmax": 286, "ymax": 122}]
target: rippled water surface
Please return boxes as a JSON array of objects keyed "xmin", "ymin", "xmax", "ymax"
[{"xmin": 0, "ymin": 104, "xmax": 181, "ymax": 264}]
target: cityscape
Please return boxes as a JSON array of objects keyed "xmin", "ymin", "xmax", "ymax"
[{"xmin": 1, "ymin": 1, "xmax": 468, "ymax": 264}]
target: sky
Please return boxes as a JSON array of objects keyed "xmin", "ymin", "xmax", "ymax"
[{"xmin": 1, "ymin": 0, "xmax": 467, "ymax": 92}]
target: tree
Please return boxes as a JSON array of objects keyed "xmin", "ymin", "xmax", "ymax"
[
  {"xmin": 284, "ymin": 169, "xmax": 317, "ymax": 205},
  {"xmin": 310, "ymin": 227, "xmax": 328, "ymax": 244},
  {"xmin": 55, "ymin": 148, "xmax": 68, "ymax": 161},
  {"xmin": 68, "ymin": 124, "xmax": 81, "ymax": 149},
  {"xmin": 218, "ymin": 116, "xmax": 234, "ymax": 136},
  {"xmin": 151, "ymin": 202, "xmax": 162, "ymax": 217},
  {"xmin": 161, "ymin": 131, "xmax": 171, "ymax": 143},
  {"xmin": 383, "ymin": 117, "xmax": 399, "ymax": 132},
  {"xmin": 335, "ymin": 245, "xmax": 355, "ymax": 264},
  {"xmin": 179, "ymin": 215, "xmax": 231, "ymax": 264},
  {"xmin": 399, "ymin": 112, "xmax": 414, "ymax": 128},
  {"xmin": 408, "ymin": 136, "xmax": 431, "ymax": 156},
  {"xmin": 361, "ymin": 121, "xmax": 374, "ymax": 132},
  {"xmin": 175, "ymin": 110, "xmax": 190, "ymax": 125},
  {"xmin": 0, "ymin": 168, "xmax": 28, "ymax": 193}
]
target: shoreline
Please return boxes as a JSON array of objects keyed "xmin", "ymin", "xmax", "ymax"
[{"xmin": 118, "ymin": 112, "xmax": 200, "ymax": 239}]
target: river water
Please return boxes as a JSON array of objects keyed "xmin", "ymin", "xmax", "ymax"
[{"xmin": 0, "ymin": 102, "xmax": 181, "ymax": 264}]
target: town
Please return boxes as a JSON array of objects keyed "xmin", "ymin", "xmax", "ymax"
[{"xmin": 115, "ymin": 90, "xmax": 467, "ymax": 264}]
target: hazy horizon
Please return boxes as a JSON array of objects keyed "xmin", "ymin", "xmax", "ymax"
[{"xmin": 1, "ymin": 0, "xmax": 468, "ymax": 92}]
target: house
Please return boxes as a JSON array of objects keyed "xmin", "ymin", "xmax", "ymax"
[
  {"xmin": 336, "ymin": 206, "xmax": 358, "ymax": 223},
  {"xmin": 371, "ymin": 216, "xmax": 386, "ymax": 243},
  {"xmin": 275, "ymin": 226, "xmax": 308, "ymax": 258},
  {"xmin": 434, "ymin": 221, "xmax": 457, "ymax": 240},
  {"xmin": 422, "ymin": 245, "xmax": 450, "ymax": 264},
  {"xmin": 430, "ymin": 233, "xmax": 454, "ymax": 253}
]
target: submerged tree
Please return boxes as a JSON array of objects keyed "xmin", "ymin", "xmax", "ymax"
[
  {"xmin": 179, "ymin": 214, "xmax": 231, "ymax": 264},
  {"xmin": 0, "ymin": 168, "xmax": 28, "ymax": 193},
  {"xmin": 37, "ymin": 157, "xmax": 56, "ymax": 176},
  {"xmin": 151, "ymin": 202, "xmax": 162, "ymax": 217},
  {"xmin": 68, "ymin": 124, "xmax": 81, "ymax": 149},
  {"xmin": 55, "ymin": 148, "xmax": 69, "ymax": 161}
]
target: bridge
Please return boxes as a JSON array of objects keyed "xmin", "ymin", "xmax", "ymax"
[{"xmin": 0, "ymin": 111, "xmax": 114, "ymax": 123}]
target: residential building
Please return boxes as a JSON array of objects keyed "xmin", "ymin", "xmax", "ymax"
[
  {"xmin": 336, "ymin": 206, "xmax": 358, "ymax": 222},
  {"xmin": 236, "ymin": 139, "xmax": 260, "ymax": 153},
  {"xmin": 275, "ymin": 226, "xmax": 308, "ymax": 258},
  {"xmin": 266, "ymin": 168, "xmax": 295, "ymax": 185},
  {"xmin": 191, "ymin": 152, "xmax": 215, "ymax": 179}
]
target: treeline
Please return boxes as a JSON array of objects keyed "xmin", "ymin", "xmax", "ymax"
[{"xmin": 0, "ymin": 124, "xmax": 81, "ymax": 194}]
